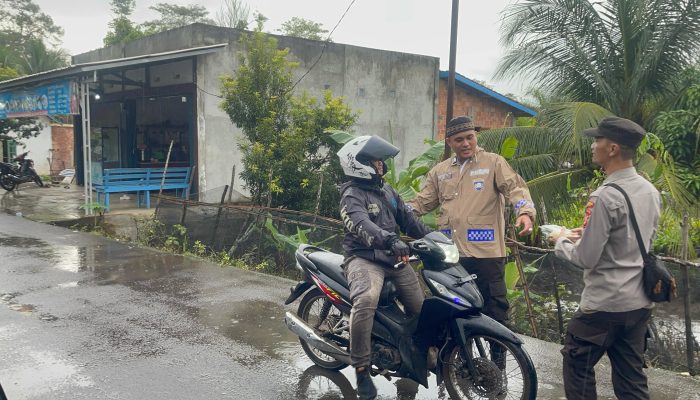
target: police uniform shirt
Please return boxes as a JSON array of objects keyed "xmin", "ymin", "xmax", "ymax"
[{"xmin": 555, "ymin": 167, "xmax": 661, "ymax": 312}]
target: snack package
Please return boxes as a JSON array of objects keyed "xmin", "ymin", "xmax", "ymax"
[{"xmin": 539, "ymin": 224, "xmax": 573, "ymax": 239}]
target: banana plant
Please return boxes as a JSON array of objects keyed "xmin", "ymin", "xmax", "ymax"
[{"xmin": 264, "ymin": 216, "xmax": 338, "ymax": 252}]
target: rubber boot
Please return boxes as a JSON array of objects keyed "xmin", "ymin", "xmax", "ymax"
[{"xmin": 356, "ymin": 368, "xmax": 377, "ymax": 400}]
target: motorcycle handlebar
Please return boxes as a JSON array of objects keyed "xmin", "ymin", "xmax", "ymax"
[{"xmin": 393, "ymin": 256, "xmax": 418, "ymax": 269}]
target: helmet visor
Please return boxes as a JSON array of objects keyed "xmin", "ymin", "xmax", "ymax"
[{"xmin": 356, "ymin": 135, "xmax": 399, "ymax": 162}]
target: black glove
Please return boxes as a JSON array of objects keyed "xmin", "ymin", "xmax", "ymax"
[{"xmin": 389, "ymin": 238, "xmax": 410, "ymax": 257}]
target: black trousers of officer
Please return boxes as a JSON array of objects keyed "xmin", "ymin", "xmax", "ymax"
[
  {"xmin": 459, "ymin": 257, "xmax": 509, "ymax": 323},
  {"xmin": 459, "ymin": 257, "xmax": 509, "ymax": 369},
  {"xmin": 562, "ymin": 308, "xmax": 651, "ymax": 400}
]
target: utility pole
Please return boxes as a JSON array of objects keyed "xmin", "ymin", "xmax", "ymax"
[{"xmin": 444, "ymin": 0, "xmax": 459, "ymax": 160}]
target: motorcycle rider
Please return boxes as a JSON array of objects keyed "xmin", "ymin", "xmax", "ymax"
[{"xmin": 337, "ymin": 135, "xmax": 432, "ymax": 400}]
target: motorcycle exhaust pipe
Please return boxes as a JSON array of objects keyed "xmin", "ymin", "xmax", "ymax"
[{"xmin": 284, "ymin": 312, "xmax": 352, "ymax": 365}]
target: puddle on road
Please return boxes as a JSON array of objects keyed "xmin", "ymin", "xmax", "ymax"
[
  {"xmin": 274, "ymin": 361, "xmax": 448, "ymax": 400},
  {"xmin": 198, "ymin": 299, "xmax": 298, "ymax": 357},
  {"xmin": 1, "ymin": 350, "xmax": 93, "ymax": 398},
  {"xmin": 0, "ymin": 235, "xmax": 47, "ymax": 248},
  {"xmin": 52, "ymin": 246, "xmax": 85, "ymax": 273}
]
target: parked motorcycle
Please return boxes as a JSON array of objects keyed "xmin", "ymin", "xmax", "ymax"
[
  {"xmin": 0, "ymin": 151, "xmax": 44, "ymax": 192},
  {"xmin": 284, "ymin": 231, "xmax": 537, "ymax": 400}
]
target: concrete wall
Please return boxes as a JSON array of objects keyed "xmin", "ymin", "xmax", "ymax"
[
  {"xmin": 74, "ymin": 24, "xmax": 440, "ymax": 202},
  {"xmin": 16, "ymin": 117, "xmax": 52, "ymax": 176}
]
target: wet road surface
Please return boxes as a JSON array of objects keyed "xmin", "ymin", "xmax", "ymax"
[{"xmin": 1, "ymin": 214, "xmax": 699, "ymax": 399}]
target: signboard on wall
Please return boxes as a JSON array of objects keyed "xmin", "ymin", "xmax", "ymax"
[{"xmin": 0, "ymin": 80, "xmax": 79, "ymax": 119}]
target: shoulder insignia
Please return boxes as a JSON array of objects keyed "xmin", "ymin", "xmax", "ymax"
[{"xmin": 583, "ymin": 200, "xmax": 595, "ymax": 228}]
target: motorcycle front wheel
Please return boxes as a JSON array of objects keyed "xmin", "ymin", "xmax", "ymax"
[
  {"xmin": 0, "ymin": 174, "xmax": 15, "ymax": 192},
  {"xmin": 297, "ymin": 288, "xmax": 350, "ymax": 371},
  {"xmin": 441, "ymin": 334, "xmax": 537, "ymax": 400}
]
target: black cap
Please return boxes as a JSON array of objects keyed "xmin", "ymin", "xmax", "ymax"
[
  {"xmin": 582, "ymin": 117, "xmax": 646, "ymax": 148},
  {"xmin": 446, "ymin": 116, "xmax": 479, "ymax": 137}
]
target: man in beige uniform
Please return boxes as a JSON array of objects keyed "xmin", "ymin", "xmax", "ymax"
[
  {"xmin": 552, "ymin": 117, "xmax": 661, "ymax": 400},
  {"xmin": 408, "ymin": 116, "xmax": 536, "ymax": 325}
]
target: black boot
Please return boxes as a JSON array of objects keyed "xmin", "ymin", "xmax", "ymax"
[{"xmin": 355, "ymin": 367, "xmax": 377, "ymax": 400}]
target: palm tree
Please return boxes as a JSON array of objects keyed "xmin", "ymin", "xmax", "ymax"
[
  {"xmin": 18, "ymin": 39, "xmax": 69, "ymax": 75},
  {"xmin": 496, "ymin": 0, "xmax": 700, "ymax": 126}
]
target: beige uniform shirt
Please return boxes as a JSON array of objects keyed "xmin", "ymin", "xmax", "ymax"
[
  {"xmin": 408, "ymin": 147, "xmax": 536, "ymax": 258},
  {"xmin": 555, "ymin": 167, "xmax": 660, "ymax": 312}
]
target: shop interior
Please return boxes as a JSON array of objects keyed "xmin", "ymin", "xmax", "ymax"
[{"xmin": 87, "ymin": 58, "xmax": 195, "ymax": 178}]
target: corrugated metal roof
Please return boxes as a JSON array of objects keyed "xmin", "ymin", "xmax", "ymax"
[
  {"xmin": 439, "ymin": 71, "xmax": 537, "ymax": 117},
  {"xmin": 0, "ymin": 43, "xmax": 227, "ymax": 92}
]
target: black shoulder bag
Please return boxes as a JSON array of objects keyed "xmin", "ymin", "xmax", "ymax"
[{"xmin": 605, "ymin": 183, "xmax": 676, "ymax": 302}]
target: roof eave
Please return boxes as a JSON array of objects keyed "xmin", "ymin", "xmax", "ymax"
[
  {"xmin": 439, "ymin": 71, "xmax": 537, "ymax": 117},
  {"xmin": 0, "ymin": 43, "xmax": 227, "ymax": 92}
]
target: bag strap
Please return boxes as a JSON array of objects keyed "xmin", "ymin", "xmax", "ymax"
[{"xmin": 604, "ymin": 183, "xmax": 648, "ymax": 257}]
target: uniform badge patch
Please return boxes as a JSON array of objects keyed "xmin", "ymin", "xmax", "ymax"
[
  {"xmin": 367, "ymin": 203, "xmax": 380, "ymax": 216},
  {"xmin": 514, "ymin": 199, "xmax": 533, "ymax": 211},
  {"xmin": 583, "ymin": 200, "xmax": 595, "ymax": 228},
  {"xmin": 437, "ymin": 172, "xmax": 453, "ymax": 182},
  {"xmin": 473, "ymin": 178, "xmax": 485, "ymax": 191},
  {"xmin": 467, "ymin": 229, "xmax": 495, "ymax": 242},
  {"xmin": 440, "ymin": 228, "xmax": 453, "ymax": 238},
  {"xmin": 470, "ymin": 168, "xmax": 490, "ymax": 176}
]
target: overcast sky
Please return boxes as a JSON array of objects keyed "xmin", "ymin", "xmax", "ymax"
[{"xmin": 33, "ymin": 0, "xmax": 528, "ymax": 97}]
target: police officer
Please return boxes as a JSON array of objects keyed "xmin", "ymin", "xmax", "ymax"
[
  {"xmin": 551, "ymin": 117, "xmax": 661, "ymax": 400},
  {"xmin": 337, "ymin": 135, "xmax": 432, "ymax": 400},
  {"xmin": 408, "ymin": 116, "xmax": 536, "ymax": 327}
]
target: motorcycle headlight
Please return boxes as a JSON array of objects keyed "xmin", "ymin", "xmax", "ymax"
[
  {"xmin": 437, "ymin": 242, "xmax": 460, "ymax": 263},
  {"xmin": 428, "ymin": 278, "xmax": 469, "ymax": 307}
]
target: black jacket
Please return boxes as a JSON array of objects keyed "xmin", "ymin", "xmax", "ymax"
[{"xmin": 339, "ymin": 179, "xmax": 431, "ymax": 267}]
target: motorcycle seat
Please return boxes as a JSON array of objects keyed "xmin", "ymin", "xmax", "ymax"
[{"xmin": 307, "ymin": 251, "xmax": 348, "ymax": 289}]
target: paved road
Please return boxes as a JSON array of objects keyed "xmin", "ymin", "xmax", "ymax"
[{"xmin": 1, "ymin": 213, "xmax": 699, "ymax": 399}]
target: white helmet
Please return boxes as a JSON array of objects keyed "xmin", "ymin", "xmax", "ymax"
[{"xmin": 337, "ymin": 135, "xmax": 399, "ymax": 180}]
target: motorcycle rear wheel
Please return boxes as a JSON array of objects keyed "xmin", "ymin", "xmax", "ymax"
[
  {"xmin": 294, "ymin": 365, "xmax": 356, "ymax": 400},
  {"xmin": 442, "ymin": 334, "xmax": 537, "ymax": 400},
  {"xmin": 0, "ymin": 174, "xmax": 15, "ymax": 191},
  {"xmin": 297, "ymin": 288, "xmax": 350, "ymax": 371}
]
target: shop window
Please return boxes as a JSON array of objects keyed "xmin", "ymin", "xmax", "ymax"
[
  {"xmin": 135, "ymin": 95, "xmax": 191, "ymax": 167},
  {"xmin": 2, "ymin": 139, "xmax": 17, "ymax": 162}
]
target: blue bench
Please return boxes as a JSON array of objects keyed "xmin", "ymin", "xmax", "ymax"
[{"xmin": 92, "ymin": 167, "xmax": 191, "ymax": 211}]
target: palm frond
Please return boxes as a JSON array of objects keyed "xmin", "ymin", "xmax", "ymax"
[
  {"xmin": 542, "ymin": 102, "xmax": 613, "ymax": 165},
  {"xmin": 496, "ymin": 0, "xmax": 616, "ymax": 101},
  {"xmin": 655, "ymin": 152, "xmax": 698, "ymax": 211},
  {"xmin": 508, "ymin": 154, "xmax": 558, "ymax": 182},
  {"xmin": 526, "ymin": 168, "xmax": 592, "ymax": 224},
  {"xmin": 479, "ymin": 127, "xmax": 558, "ymax": 156},
  {"xmin": 497, "ymin": 0, "xmax": 700, "ymax": 123}
]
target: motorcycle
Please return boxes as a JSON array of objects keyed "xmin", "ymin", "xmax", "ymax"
[
  {"xmin": 0, "ymin": 151, "xmax": 44, "ymax": 192},
  {"xmin": 284, "ymin": 231, "xmax": 537, "ymax": 400}
]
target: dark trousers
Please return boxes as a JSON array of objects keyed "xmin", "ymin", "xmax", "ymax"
[
  {"xmin": 459, "ymin": 257, "xmax": 509, "ymax": 323},
  {"xmin": 562, "ymin": 308, "xmax": 651, "ymax": 400},
  {"xmin": 345, "ymin": 257, "xmax": 424, "ymax": 368}
]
